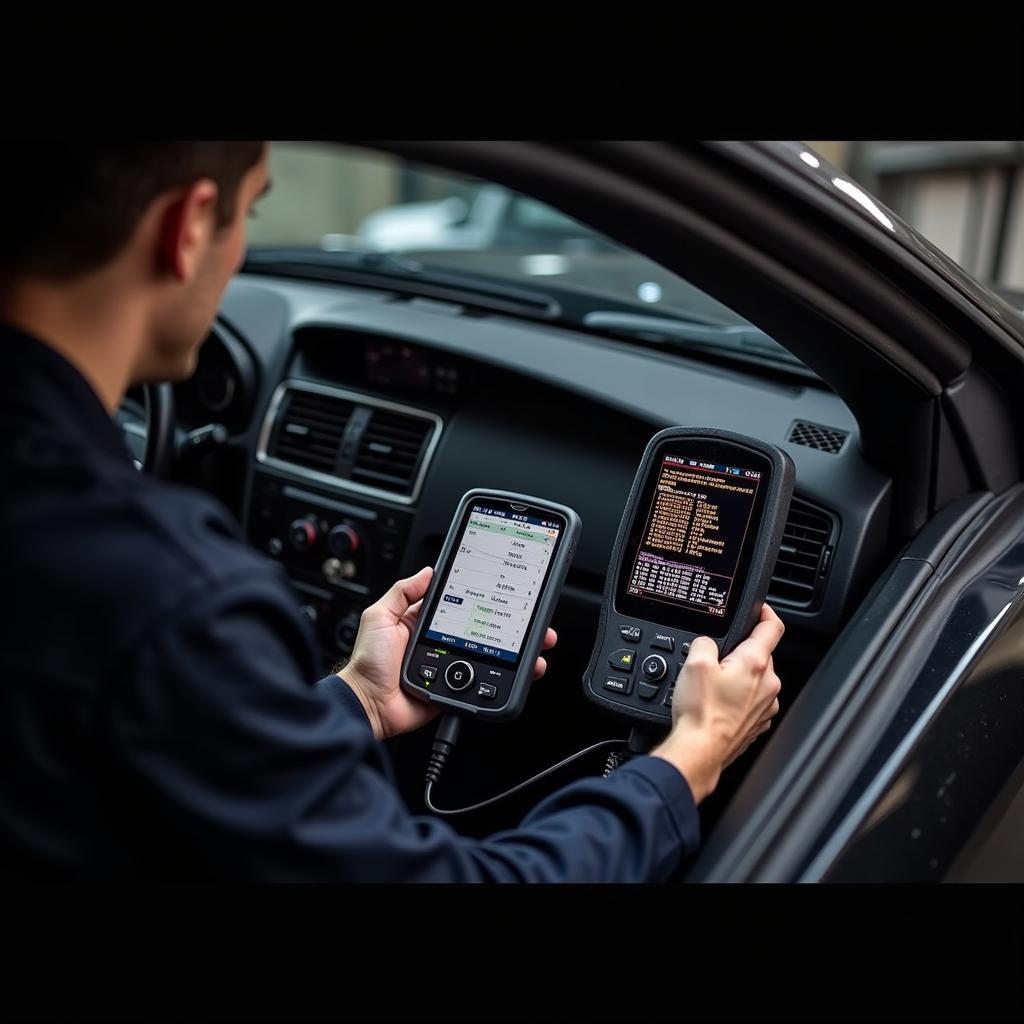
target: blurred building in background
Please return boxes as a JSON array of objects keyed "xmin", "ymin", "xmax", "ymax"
[
  {"xmin": 249, "ymin": 144, "xmax": 401, "ymax": 250},
  {"xmin": 809, "ymin": 141, "xmax": 1024, "ymax": 292}
]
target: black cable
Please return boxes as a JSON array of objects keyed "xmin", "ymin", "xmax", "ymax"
[
  {"xmin": 600, "ymin": 724, "xmax": 667, "ymax": 777},
  {"xmin": 626, "ymin": 724, "xmax": 666, "ymax": 756},
  {"xmin": 423, "ymin": 713, "xmax": 628, "ymax": 816},
  {"xmin": 424, "ymin": 713, "xmax": 463, "ymax": 791}
]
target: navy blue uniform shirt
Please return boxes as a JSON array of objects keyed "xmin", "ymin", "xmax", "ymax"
[{"xmin": 0, "ymin": 324, "xmax": 700, "ymax": 880}]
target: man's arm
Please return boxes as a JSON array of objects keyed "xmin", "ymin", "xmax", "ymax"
[{"xmin": 99, "ymin": 568, "xmax": 699, "ymax": 882}]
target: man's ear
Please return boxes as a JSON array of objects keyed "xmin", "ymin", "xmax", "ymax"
[{"xmin": 156, "ymin": 179, "xmax": 220, "ymax": 282}]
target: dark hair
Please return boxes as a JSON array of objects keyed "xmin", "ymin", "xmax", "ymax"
[{"xmin": 0, "ymin": 142, "xmax": 264, "ymax": 280}]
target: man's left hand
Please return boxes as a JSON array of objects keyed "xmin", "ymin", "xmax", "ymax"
[{"xmin": 338, "ymin": 566, "xmax": 557, "ymax": 741}]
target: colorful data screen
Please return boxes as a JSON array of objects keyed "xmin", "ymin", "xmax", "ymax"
[{"xmin": 625, "ymin": 455, "xmax": 762, "ymax": 618}]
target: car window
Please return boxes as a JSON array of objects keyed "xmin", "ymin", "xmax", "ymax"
[
  {"xmin": 507, "ymin": 196, "xmax": 588, "ymax": 232},
  {"xmin": 248, "ymin": 142, "xmax": 758, "ymax": 330}
]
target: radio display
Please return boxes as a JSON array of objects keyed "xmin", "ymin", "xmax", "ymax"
[
  {"xmin": 616, "ymin": 441, "xmax": 771, "ymax": 634},
  {"xmin": 363, "ymin": 339, "xmax": 460, "ymax": 396}
]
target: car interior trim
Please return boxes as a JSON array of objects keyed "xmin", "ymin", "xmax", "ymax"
[
  {"xmin": 744, "ymin": 484, "xmax": 1024, "ymax": 880},
  {"xmin": 686, "ymin": 488, "xmax": 998, "ymax": 881},
  {"xmin": 801, "ymin": 595, "xmax": 1017, "ymax": 880}
]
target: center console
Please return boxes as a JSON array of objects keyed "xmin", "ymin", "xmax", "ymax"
[
  {"xmin": 244, "ymin": 330, "xmax": 461, "ymax": 666},
  {"xmin": 248, "ymin": 471, "xmax": 416, "ymax": 662}
]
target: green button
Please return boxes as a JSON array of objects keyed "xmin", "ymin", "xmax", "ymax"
[{"xmin": 608, "ymin": 649, "xmax": 636, "ymax": 672}]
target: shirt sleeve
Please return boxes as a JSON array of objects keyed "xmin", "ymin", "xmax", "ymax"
[
  {"xmin": 317, "ymin": 671, "xmax": 375, "ymax": 734},
  {"xmin": 99, "ymin": 570, "xmax": 700, "ymax": 882}
]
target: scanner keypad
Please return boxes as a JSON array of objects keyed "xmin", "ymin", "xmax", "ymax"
[{"xmin": 592, "ymin": 621, "xmax": 701, "ymax": 720}]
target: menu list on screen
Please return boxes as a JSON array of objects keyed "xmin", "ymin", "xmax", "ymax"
[{"xmin": 424, "ymin": 504, "xmax": 562, "ymax": 663}]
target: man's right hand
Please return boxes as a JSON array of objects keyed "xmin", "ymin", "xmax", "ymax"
[{"xmin": 650, "ymin": 603, "xmax": 784, "ymax": 803}]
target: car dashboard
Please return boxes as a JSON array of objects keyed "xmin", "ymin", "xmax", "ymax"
[{"xmin": 180, "ymin": 271, "xmax": 894, "ymax": 829}]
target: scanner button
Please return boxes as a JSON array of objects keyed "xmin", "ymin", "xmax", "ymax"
[
  {"xmin": 651, "ymin": 633, "xmax": 675, "ymax": 652},
  {"xmin": 641, "ymin": 654, "xmax": 668, "ymax": 681},
  {"xmin": 619, "ymin": 625, "xmax": 642, "ymax": 642},
  {"xmin": 476, "ymin": 682, "xmax": 497, "ymax": 700},
  {"xmin": 675, "ymin": 649, "xmax": 691, "ymax": 676},
  {"xmin": 663, "ymin": 686, "xmax": 675, "ymax": 706},
  {"xmin": 419, "ymin": 665, "xmax": 437, "ymax": 681},
  {"xmin": 603, "ymin": 675, "xmax": 633, "ymax": 695},
  {"xmin": 444, "ymin": 660, "xmax": 475, "ymax": 692},
  {"xmin": 638, "ymin": 682, "xmax": 660, "ymax": 700},
  {"xmin": 609, "ymin": 649, "xmax": 637, "ymax": 672}
]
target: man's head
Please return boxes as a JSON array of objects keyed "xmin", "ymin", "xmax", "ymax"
[{"xmin": 0, "ymin": 142, "xmax": 269, "ymax": 390}]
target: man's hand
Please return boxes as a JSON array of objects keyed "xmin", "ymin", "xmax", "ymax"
[
  {"xmin": 650, "ymin": 603, "xmax": 784, "ymax": 803},
  {"xmin": 338, "ymin": 566, "xmax": 558, "ymax": 741}
]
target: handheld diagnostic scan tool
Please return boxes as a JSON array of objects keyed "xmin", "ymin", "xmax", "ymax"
[
  {"xmin": 402, "ymin": 489, "xmax": 581, "ymax": 722},
  {"xmin": 583, "ymin": 427, "xmax": 794, "ymax": 729}
]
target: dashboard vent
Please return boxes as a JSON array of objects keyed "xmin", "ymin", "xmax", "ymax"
[
  {"xmin": 269, "ymin": 389, "xmax": 354, "ymax": 473},
  {"xmin": 768, "ymin": 498, "xmax": 837, "ymax": 609},
  {"xmin": 259, "ymin": 382, "xmax": 443, "ymax": 504},
  {"xmin": 787, "ymin": 420, "xmax": 848, "ymax": 454},
  {"xmin": 351, "ymin": 407, "xmax": 435, "ymax": 495}
]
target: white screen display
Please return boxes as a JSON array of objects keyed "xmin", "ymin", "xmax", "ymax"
[{"xmin": 423, "ymin": 504, "xmax": 562, "ymax": 663}]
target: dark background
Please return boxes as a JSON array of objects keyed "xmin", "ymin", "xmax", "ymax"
[{"xmin": 4, "ymin": 6, "xmax": 1024, "ymax": 1022}]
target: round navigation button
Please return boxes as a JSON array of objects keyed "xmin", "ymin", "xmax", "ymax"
[
  {"xmin": 641, "ymin": 654, "xmax": 668, "ymax": 681},
  {"xmin": 445, "ymin": 660, "xmax": 475, "ymax": 692}
]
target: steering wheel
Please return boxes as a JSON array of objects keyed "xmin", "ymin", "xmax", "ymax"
[
  {"xmin": 117, "ymin": 383, "xmax": 177, "ymax": 476},
  {"xmin": 118, "ymin": 381, "xmax": 232, "ymax": 477}
]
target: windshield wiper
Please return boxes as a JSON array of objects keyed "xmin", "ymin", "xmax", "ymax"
[
  {"xmin": 250, "ymin": 246, "xmax": 426, "ymax": 275},
  {"xmin": 581, "ymin": 310, "xmax": 812, "ymax": 374},
  {"xmin": 244, "ymin": 247, "xmax": 562, "ymax": 320}
]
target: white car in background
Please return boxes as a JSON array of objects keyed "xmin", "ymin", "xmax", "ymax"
[{"xmin": 350, "ymin": 184, "xmax": 611, "ymax": 254}]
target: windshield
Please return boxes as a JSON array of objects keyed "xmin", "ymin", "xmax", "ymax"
[{"xmin": 247, "ymin": 143, "xmax": 766, "ymax": 331}]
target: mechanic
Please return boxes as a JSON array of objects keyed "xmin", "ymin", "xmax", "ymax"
[{"xmin": 0, "ymin": 142, "xmax": 783, "ymax": 881}]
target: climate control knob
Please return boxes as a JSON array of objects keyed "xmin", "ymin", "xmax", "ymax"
[
  {"xmin": 288, "ymin": 515, "xmax": 319, "ymax": 551},
  {"xmin": 327, "ymin": 523, "xmax": 361, "ymax": 560}
]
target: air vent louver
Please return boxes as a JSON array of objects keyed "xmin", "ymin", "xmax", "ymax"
[
  {"xmin": 768, "ymin": 498, "xmax": 836, "ymax": 608},
  {"xmin": 787, "ymin": 420, "xmax": 848, "ymax": 454},
  {"xmin": 270, "ymin": 389, "xmax": 353, "ymax": 473},
  {"xmin": 351, "ymin": 408, "xmax": 434, "ymax": 495}
]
